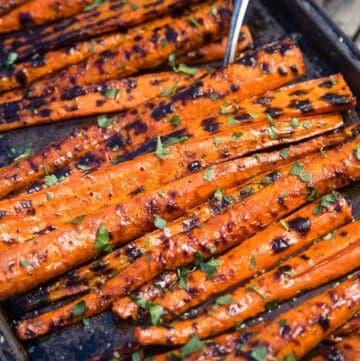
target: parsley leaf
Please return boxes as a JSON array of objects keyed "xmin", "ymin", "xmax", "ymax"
[
  {"xmin": 70, "ymin": 215, "xmax": 85, "ymax": 225},
  {"xmin": 250, "ymin": 255, "xmax": 256, "ymax": 270},
  {"xmin": 177, "ymin": 267, "xmax": 191, "ymax": 290},
  {"xmin": 83, "ymin": 0, "xmax": 107, "ymax": 12},
  {"xmin": 194, "ymin": 253, "xmax": 222, "ymax": 279},
  {"xmin": 280, "ymin": 353, "xmax": 296, "ymax": 361},
  {"xmin": 45, "ymin": 174, "xmax": 58, "ymax": 187},
  {"xmin": 72, "ymin": 300, "xmax": 86, "ymax": 316},
  {"xmin": 289, "ymin": 118, "xmax": 300, "ymax": 128},
  {"xmin": 226, "ymin": 118, "xmax": 240, "ymax": 126},
  {"xmin": 248, "ymin": 284, "xmax": 267, "ymax": 299},
  {"xmin": 133, "ymin": 297, "xmax": 164, "ymax": 325},
  {"xmin": 161, "ymin": 83, "xmax": 178, "ymax": 97},
  {"xmin": 105, "ymin": 88, "xmax": 119, "ymax": 99},
  {"xmin": 170, "ymin": 115, "xmax": 181, "ymax": 126},
  {"xmin": 250, "ymin": 345, "xmax": 269, "ymax": 361},
  {"xmin": 163, "ymin": 136, "xmax": 188, "ymax": 147},
  {"xmin": 215, "ymin": 295, "xmax": 234, "ymax": 305},
  {"xmin": 6, "ymin": 51, "xmax": 18, "ymax": 66},
  {"xmin": 280, "ymin": 148, "xmax": 289, "ymax": 159},
  {"xmin": 155, "ymin": 137, "xmax": 171, "ymax": 160},
  {"xmin": 181, "ymin": 335, "xmax": 203, "ymax": 358},
  {"xmin": 94, "ymin": 223, "xmax": 112, "ymax": 253},
  {"xmin": 154, "ymin": 215, "xmax": 167, "ymax": 230},
  {"xmin": 188, "ymin": 16, "xmax": 202, "ymax": 29},
  {"xmin": 290, "ymin": 161, "xmax": 311, "ymax": 183},
  {"xmin": 355, "ymin": 147, "xmax": 360, "ymax": 160},
  {"xmin": 209, "ymin": 93, "xmax": 221, "ymax": 100},
  {"xmin": 97, "ymin": 115, "xmax": 115, "ymax": 128},
  {"xmin": 203, "ymin": 165, "xmax": 216, "ymax": 181},
  {"xmin": 177, "ymin": 64, "xmax": 198, "ymax": 75},
  {"xmin": 214, "ymin": 188, "xmax": 223, "ymax": 201}
]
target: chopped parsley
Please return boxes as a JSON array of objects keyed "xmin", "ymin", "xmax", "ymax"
[
  {"xmin": 188, "ymin": 16, "xmax": 202, "ymax": 29},
  {"xmin": 250, "ymin": 345, "xmax": 269, "ymax": 361},
  {"xmin": 177, "ymin": 267, "xmax": 191, "ymax": 290},
  {"xmin": 290, "ymin": 118, "xmax": 300, "ymax": 128},
  {"xmin": 170, "ymin": 115, "xmax": 181, "ymax": 126},
  {"xmin": 155, "ymin": 137, "xmax": 171, "ymax": 160},
  {"xmin": 161, "ymin": 83, "xmax": 178, "ymax": 97},
  {"xmin": 72, "ymin": 300, "xmax": 86, "ymax": 316},
  {"xmin": 133, "ymin": 297, "xmax": 164, "ymax": 325},
  {"xmin": 194, "ymin": 253, "xmax": 222, "ymax": 279},
  {"xmin": 215, "ymin": 295, "xmax": 234, "ymax": 306},
  {"xmin": 355, "ymin": 147, "xmax": 360, "ymax": 160},
  {"xmin": 45, "ymin": 174, "xmax": 58, "ymax": 187},
  {"xmin": 280, "ymin": 148, "xmax": 289, "ymax": 159},
  {"xmin": 154, "ymin": 215, "xmax": 167, "ymax": 230},
  {"xmin": 94, "ymin": 223, "xmax": 112, "ymax": 253},
  {"xmin": 290, "ymin": 161, "xmax": 311, "ymax": 182},
  {"xmin": 209, "ymin": 92, "xmax": 221, "ymax": 100},
  {"xmin": 248, "ymin": 284, "xmax": 267, "ymax": 299},
  {"xmin": 226, "ymin": 118, "xmax": 240, "ymax": 126},
  {"xmin": 97, "ymin": 115, "xmax": 115, "ymax": 128},
  {"xmin": 203, "ymin": 165, "xmax": 216, "ymax": 181},
  {"xmin": 6, "ymin": 52, "xmax": 18, "ymax": 66},
  {"xmin": 250, "ymin": 255, "xmax": 256, "ymax": 270},
  {"xmin": 70, "ymin": 215, "xmax": 85, "ymax": 225},
  {"xmin": 105, "ymin": 88, "xmax": 120, "ymax": 99}
]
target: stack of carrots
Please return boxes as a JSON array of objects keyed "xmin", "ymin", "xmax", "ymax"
[{"xmin": 0, "ymin": 1, "xmax": 359, "ymax": 360}]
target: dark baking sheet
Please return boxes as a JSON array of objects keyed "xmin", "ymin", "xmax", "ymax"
[{"xmin": 0, "ymin": 0, "xmax": 360, "ymax": 360}]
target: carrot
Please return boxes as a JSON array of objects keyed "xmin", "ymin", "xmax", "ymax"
[
  {"xmin": 0, "ymin": 69, "xmax": 206, "ymax": 131},
  {"xmin": 0, "ymin": 0, "xmax": 200, "ymax": 62},
  {"xmin": 134, "ymin": 215, "xmax": 358, "ymax": 345},
  {"xmin": 151, "ymin": 312, "xmax": 360, "ymax": 361},
  {"xmin": 334, "ymin": 313, "xmax": 360, "ymax": 336},
  {"xmin": 149, "ymin": 322, "xmax": 266, "ymax": 361},
  {"xmin": 25, "ymin": 0, "xmax": 233, "ymax": 98},
  {"xmin": 177, "ymin": 27, "xmax": 253, "ymax": 65},
  {"xmin": 0, "ymin": 113, "xmax": 342, "ymax": 245},
  {"xmin": 0, "ymin": 0, "xmax": 93, "ymax": 34},
  {"xmin": 310, "ymin": 333, "xmax": 360, "ymax": 361},
  {"xmin": 18, "ymin": 73, "xmax": 355, "ymax": 200},
  {"xmin": 115, "ymin": 193, "xmax": 351, "ymax": 323},
  {"xmin": 228, "ymin": 274, "xmax": 360, "ymax": 361},
  {"xmin": 0, "ymin": 13, "xmax": 214, "ymax": 93},
  {"xmin": 27, "ymin": 128, "xmax": 349, "ymax": 308},
  {"xmin": 12, "ymin": 136, "xmax": 360, "ymax": 339},
  {"xmin": 0, "ymin": 0, "xmax": 27, "ymax": 16},
  {"xmin": 0, "ymin": 38, "xmax": 305, "ymax": 198}
]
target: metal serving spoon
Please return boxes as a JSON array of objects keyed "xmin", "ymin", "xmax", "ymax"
[{"xmin": 223, "ymin": 0, "xmax": 250, "ymax": 65}]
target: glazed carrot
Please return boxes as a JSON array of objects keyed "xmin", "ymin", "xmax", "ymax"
[
  {"xmin": 310, "ymin": 333, "xmax": 360, "ymax": 361},
  {"xmin": 177, "ymin": 27, "xmax": 253, "ymax": 64},
  {"xmin": 335, "ymin": 313, "xmax": 360, "ymax": 336},
  {"xmin": 0, "ymin": 113, "xmax": 342, "ymax": 245},
  {"xmin": 115, "ymin": 194, "xmax": 351, "ymax": 322},
  {"xmin": 0, "ymin": 69, "xmax": 206, "ymax": 131},
  {"xmin": 12, "ymin": 137, "xmax": 360, "ymax": 338},
  {"xmin": 0, "ymin": 88, "xmax": 24, "ymax": 104},
  {"xmin": 26, "ymin": 0, "xmax": 233, "ymax": 98},
  {"xmin": 0, "ymin": 0, "xmax": 200, "ymax": 62},
  {"xmin": 147, "ymin": 322, "xmax": 266, "ymax": 361},
  {"xmin": 0, "ymin": 39, "xmax": 305, "ymax": 198},
  {"xmin": 227, "ymin": 275, "xmax": 360, "ymax": 361},
  {"xmin": 0, "ymin": 0, "xmax": 27, "ymax": 16},
  {"xmin": 29, "ymin": 128, "xmax": 349, "ymax": 307},
  {"xmin": 134, "ymin": 216, "xmax": 359, "ymax": 345},
  {"xmin": 18, "ymin": 73, "xmax": 355, "ymax": 200},
  {"xmin": 0, "ymin": 13, "xmax": 218, "ymax": 93},
  {"xmin": 0, "ymin": 0, "xmax": 93, "ymax": 34}
]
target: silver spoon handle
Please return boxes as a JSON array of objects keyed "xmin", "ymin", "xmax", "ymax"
[{"xmin": 223, "ymin": 0, "xmax": 250, "ymax": 65}]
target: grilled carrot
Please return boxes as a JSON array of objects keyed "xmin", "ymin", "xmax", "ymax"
[
  {"xmin": 0, "ymin": 13, "xmax": 219, "ymax": 93},
  {"xmin": 30, "ymin": 128, "xmax": 350, "ymax": 307},
  {"xmin": 310, "ymin": 333, "xmax": 360, "ymax": 361},
  {"xmin": 26, "ymin": 0, "xmax": 233, "ymax": 98},
  {"xmin": 149, "ymin": 322, "xmax": 266, "ymax": 361},
  {"xmin": 115, "ymin": 194, "xmax": 351, "ymax": 322},
  {"xmin": 16, "ymin": 73, "xmax": 355, "ymax": 199},
  {"xmin": 0, "ymin": 69, "xmax": 206, "ymax": 131},
  {"xmin": 229, "ymin": 275, "xmax": 360, "ymax": 361},
  {"xmin": 0, "ymin": 0, "xmax": 93, "ymax": 34},
  {"xmin": 0, "ymin": 0, "xmax": 200, "ymax": 62},
  {"xmin": 177, "ymin": 27, "xmax": 253, "ymax": 65},
  {"xmin": 13, "ymin": 137, "xmax": 360, "ymax": 339},
  {"xmin": 0, "ymin": 113, "xmax": 342, "ymax": 245},
  {"xmin": 134, "ymin": 216, "xmax": 358, "ymax": 345},
  {"xmin": 0, "ymin": 0, "xmax": 27, "ymax": 16},
  {"xmin": 0, "ymin": 39, "xmax": 305, "ymax": 198},
  {"xmin": 335, "ymin": 313, "xmax": 360, "ymax": 336}
]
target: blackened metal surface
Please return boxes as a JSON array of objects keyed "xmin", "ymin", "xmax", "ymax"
[{"xmin": 0, "ymin": 0, "xmax": 359, "ymax": 360}]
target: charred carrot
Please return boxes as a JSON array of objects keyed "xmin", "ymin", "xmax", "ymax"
[
  {"xmin": 134, "ymin": 215, "xmax": 358, "ymax": 345},
  {"xmin": 0, "ymin": 14, "xmax": 215, "ymax": 93},
  {"xmin": 0, "ymin": 0, "xmax": 200, "ymax": 62},
  {"xmin": 26, "ymin": 0, "xmax": 233, "ymax": 98},
  {"xmin": 0, "ymin": 70, "xmax": 206, "ymax": 131},
  {"xmin": 0, "ymin": 0, "xmax": 93, "ymax": 34},
  {"xmin": 0, "ymin": 39, "xmax": 305, "ymax": 198},
  {"xmin": 310, "ymin": 333, "xmax": 360, "ymax": 361},
  {"xmin": 30, "ymin": 128, "xmax": 350, "ymax": 307},
  {"xmin": 228, "ymin": 274, "xmax": 360, "ymax": 361},
  {"xmin": 12, "ymin": 137, "xmax": 360, "ymax": 338},
  {"xmin": 15, "ymin": 73, "xmax": 355, "ymax": 200},
  {"xmin": 115, "ymin": 194, "xmax": 351, "ymax": 322},
  {"xmin": 335, "ymin": 313, "xmax": 360, "ymax": 336},
  {"xmin": 0, "ymin": 113, "xmax": 342, "ymax": 245},
  {"xmin": 0, "ymin": 0, "xmax": 27, "ymax": 16},
  {"xmin": 177, "ymin": 27, "xmax": 253, "ymax": 65}
]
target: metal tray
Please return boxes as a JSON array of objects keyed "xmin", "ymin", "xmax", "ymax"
[{"xmin": 0, "ymin": 0, "xmax": 360, "ymax": 360}]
